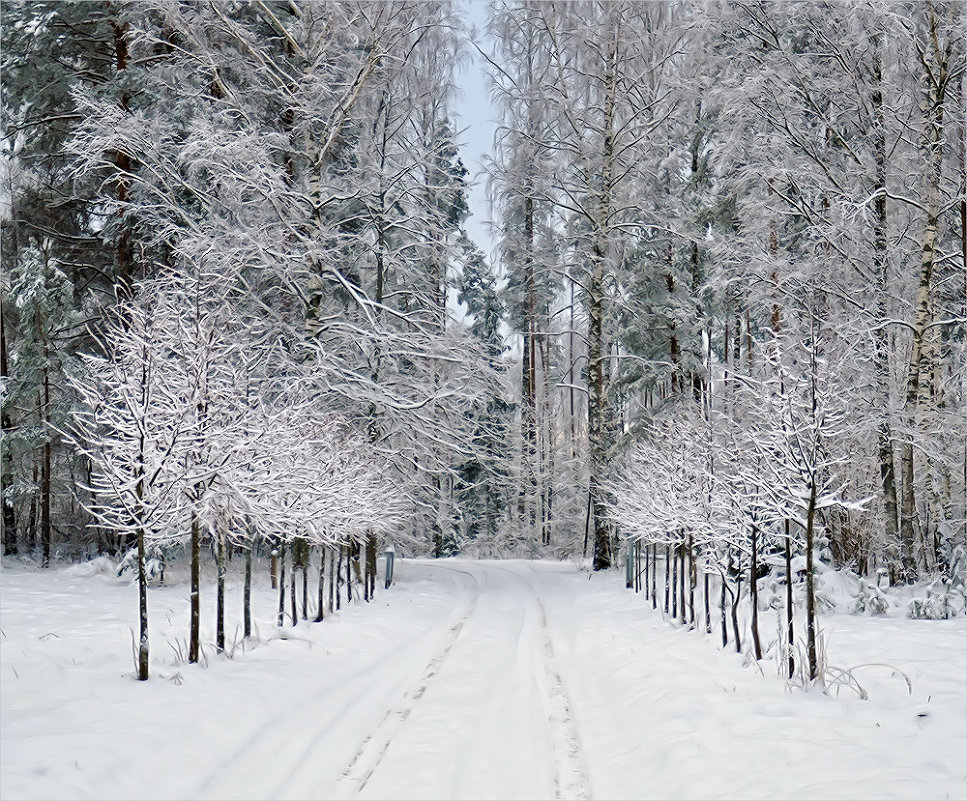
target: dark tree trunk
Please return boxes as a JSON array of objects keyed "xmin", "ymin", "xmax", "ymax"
[
  {"xmin": 1, "ymin": 310, "xmax": 16, "ymax": 556},
  {"xmin": 302, "ymin": 554, "xmax": 308, "ymax": 621},
  {"xmin": 720, "ymin": 571, "xmax": 728, "ymax": 648},
  {"xmin": 671, "ymin": 543, "xmax": 679, "ymax": 620},
  {"xmin": 704, "ymin": 571, "xmax": 711, "ymax": 634},
  {"xmin": 290, "ymin": 545, "xmax": 298, "ymax": 626},
  {"xmin": 651, "ymin": 544, "xmax": 657, "ymax": 609},
  {"xmin": 216, "ymin": 528, "xmax": 226, "ymax": 651},
  {"xmin": 730, "ymin": 573, "xmax": 742, "ymax": 654},
  {"xmin": 679, "ymin": 543, "xmax": 687, "ymax": 625},
  {"xmin": 40, "ymin": 358, "xmax": 51, "ymax": 567},
  {"xmin": 664, "ymin": 544, "xmax": 671, "ymax": 613},
  {"xmin": 805, "ymin": 485, "xmax": 820, "ymax": 680},
  {"xmin": 330, "ymin": 547, "xmax": 337, "ymax": 613},
  {"xmin": 784, "ymin": 521, "xmax": 795, "ymax": 679},
  {"xmin": 366, "ymin": 532, "xmax": 378, "ymax": 602},
  {"xmin": 335, "ymin": 547, "xmax": 342, "ymax": 611},
  {"xmin": 315, "ymin": 546, "xmax": 326, "ymax": 623},
  {"xmin": 137, "ymin": 525, "xmax": 149, "ymax": 680},
  {"xmin": 687, "ymin": 535, "xmax": 696, "ymax": 629},
  {"xmin": 345, "ymin": 545, "xmax": 352, "ymax": 606},
  {"xmin": 642, "ymin": 542, "xmax": 649, "ymax": 599},
  {"xmin": 244, "ymin": 541, "xmax": 252, "ymax": 639},
  {"xmin": 189, "ymin": 513, "xmax": 200, "ymax": 664},
  {"xmin": 750, "ymin": 525, "xmax": 762, "ymax": 661},
  {"xmin": 270, "ymin": 548, "xmax": 278, "ymax": 589},
  {"xmin": 277, "ymin": 542, "xmax": 286, "ymax": 627}
]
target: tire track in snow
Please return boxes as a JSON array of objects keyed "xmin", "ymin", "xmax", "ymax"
[
  {"xmin": 537, "ymin": 598, "xmax": 592, "ymax": 801},
  {"xmin": 192, "ymin": 563, "xmax": 478, "ymax": 800},
  {"xmin": 489, "ymin": 562, "xmax": 592, "ymax": 801},
  {"xmin": 335, "ymin": 564, "xmax": 482, "ymax": 795}
]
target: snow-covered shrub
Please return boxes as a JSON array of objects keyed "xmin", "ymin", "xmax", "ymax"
[
  {"xmin": 116, "ymin": 548, "xmax": 165, "ymax": 585},
  {"xmin": 62, "ymin": 556, "xmax": 118, "ymax": 577},
  {"xmin": 851, "ymin": 579, "xmax": 889, "ymax": 616},
  {"xmin": 907, "ymin": 578, "xmax": 966, "ymax": 620}
]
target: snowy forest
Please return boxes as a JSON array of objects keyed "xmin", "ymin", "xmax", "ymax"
[
  {"xmin": 1, "ymin": 2, "xmax": 966, "ymax": 799},
  {"xmin": 4, "ymin": 2, "xmax": 965, "ymax": 592}
]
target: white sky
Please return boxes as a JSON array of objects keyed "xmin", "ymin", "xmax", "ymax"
[{"xmin": 452, "ymin": 0, "xmax": 498, "ymax": 263}]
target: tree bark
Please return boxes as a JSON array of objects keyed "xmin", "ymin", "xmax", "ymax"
[
  {"xmin": 277, "ymin": 542, "xmax": 286, "ymax": 626},
  {"xmin": 720, "ymin": 569, "xmax": 728, "ymax": 648},
  {"xmin": 315, "ymin": 545, "xmax": 326, "ymax": 623},
  {"xmin": 216, "ymin": 527, "xmax": 225, "ymax": 652},
  {"xmin": 704, "ymin": 571, "xmax": 711, "ymax": 635},
  {"xmin": 671, "ymin": 542, "xmax": 678, "ymax": 619},
  {"xmin": 137, "ymin": 523, "xmax": 149, "ymax": 680},
  {"xmin": 302, "ymin": 551, "xmax": 308, "ymax": 620},
  {"xmin": 244, "ymin": 539, "xmax": 252, "ymax": 639},
  {"xmin": 290, "ymin": 543, "xmax": 298, "ymax": 626},
  {"xmin": 335, "ymin": 546, "xmax": 341, "ymax": 612},
  {"xmin": 345, "ymin": 545, "xmax": 353, "ymax": 606},
  {"xmin": 679, "ymin": 542, "xmax": 687, "ymax": 625},
  {"xmin": 730, "ymin": 572, "xmax": 742, "ymax": 655},
  {"xmin": 900, "ymin": 3, "xmax": 952, "ymax": 583},
  {"xmin": 805, "ymin": 485, "xmax": 820, "ymax": 681},
  {"xmin": 1, "ymin": 309, "xmax": 16, "ymax": 555},
  {"xmin": 664, "ymin": 544, "xmax": 671, "ymax": 613},
  {"xmin": 687, "ymin": 535, "xmax": 696, "ymax": 629},
  {"xmin": 784, "ymin": 520, "xmax": 795, "ymax": 679},
  {"xmin": 749, "ymin": 525, "xmax": 762, "ymax": 660},
  {"xmin": 869, "ymin": 31, "xmax": 901, "ymax": 566},
  {"xmin": 40, "ymin": 353, "xmax": 51, "ymax": 568},
  {"xmin": 189, "ymin": 512, "xmax": 200, "ymax": 663}
]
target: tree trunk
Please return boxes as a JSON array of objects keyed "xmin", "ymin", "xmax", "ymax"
[
  {"xmin": 270, "ymin": 549, "xmax": 278, "ymax": 589},
  {"xmin": 302, "ymin": 553, "xmax": 308, "ymax": 620},
  {"xmin": 290, "ymin": 544, "xmax": 298, "ymax": 626},
  {"xmin": 750, "ymin": 525, "xmax": 762, "ymax": 661},
  {"xmin": 651, "ymin": 544, "xmax": 657, "ymax": 610},
  {"xmin": 720, "ymin": 569, "xmax": 728, "ymax": 648},
  {"xmin": 784, "ymin": 521, "xmax": 795, "ymax": 679},
  {"xmin": 687, "ymin": 535, "xmax": 696, "ymax": 629},
  {"xmin": 1, "ymin": 310, "xmax": 16, "ymax": 556},
  {"xmin": 244, "ymin": 540, "xmax": 252, "ymax": 639},
  {"xmin": 671, "ymin": 542, "xmax": 678, "ymax": 619},
  {"xmin": 368, "ymin": 533, "xmax": 378, "ymax": 601},
  {"xmin": 589, "ymin": 35, "xmax": 619, "ymax": 571},
  {"xmin": 664, "ymin": 544, "xmax": 671, "ymax": 613},
  {"xmin": 870, "ymin": 32, "xmax": 901, "ymax": 566},
  {"xmin": 730, "ymin": 572, "xmax": 742, "ymax": 655},
  {"xmin": 137, "ymin": 524, "xmax": 149, "ymax": 681},
  {"xmin": 189, "ymin": 512, "xmax": 200, "ymax": 663},
  {"xmin": 315, "ymin": 545, "xmax": 326, "ymax": 623},
  {"xmin": 679, "ymin": 543, "xmax": 686, "ymax": 625},
  {"xmin": 900, "ymin": 4, "xmax": 951, "ymax": 583},
  {"xmin": 335, "ymin": 546, "xmax": 342, "ymax": 611},
  {"xmin": 805, "ymin": 484, "xmax": 820, "ymax": 681},
  {"xmin": 40, "ymin": 359, "xmax": 51, "ymax": 567},
  {"xmin": 277, "ymin": 542, "xmax": 286, "ymax": 626},
  {"xmin": 216, "ymin": 528, "xmax": 226, "ymax": 652},
  {"xmin": 345, "ymin": 544, "xmax": 352, "ymax": 606},
  {"xmin": 704, "ymin": 571, "xmax": 711, "ymax": 634}
]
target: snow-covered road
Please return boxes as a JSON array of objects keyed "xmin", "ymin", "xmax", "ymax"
[{"xmin": 1, "ymin": 558, "xmax": 965, "ymax": 800}]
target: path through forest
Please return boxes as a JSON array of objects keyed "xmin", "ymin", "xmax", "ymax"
[{"xmin": 1, "ymin": 559, "xmax": 965, "ymax": 800}]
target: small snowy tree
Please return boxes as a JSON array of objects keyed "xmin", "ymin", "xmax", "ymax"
[{"xmin": 65, "ymin": 288, "xmax": 192, "ymax": 680}]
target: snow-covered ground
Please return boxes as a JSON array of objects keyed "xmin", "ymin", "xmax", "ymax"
[{"xmin": 1, "ymin": 557, "xmax": 964, "ymax": 800}]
